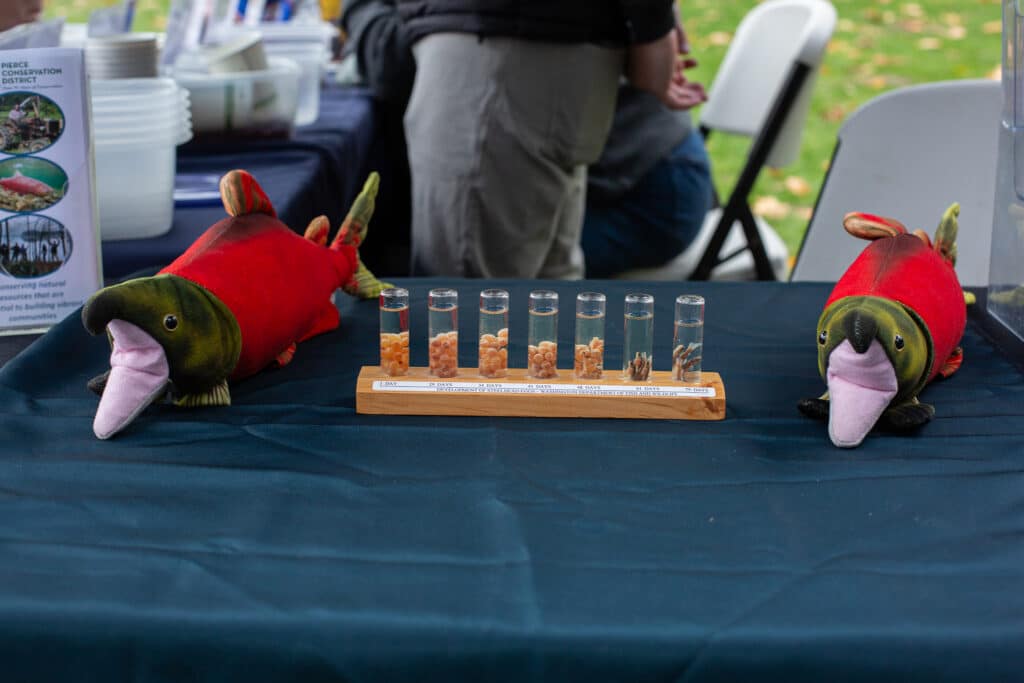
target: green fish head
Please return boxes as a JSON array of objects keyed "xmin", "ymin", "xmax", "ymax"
[
  {"xmin": 817, "ymin": 295, "xmax": 933, "ymax": 402},
  {"xmin": 82, "ymin": 274, "xmax": 241, "ymax": 395}
]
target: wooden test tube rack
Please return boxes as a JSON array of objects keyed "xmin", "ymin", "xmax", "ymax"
[{"xmin": 356, "ymin": 366, "xmax": 725, "ymax": 420}]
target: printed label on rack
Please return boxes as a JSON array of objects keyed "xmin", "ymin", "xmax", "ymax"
[{"xmin": 371, "ymin": 380, "xmax": 715, "ymax": 398}]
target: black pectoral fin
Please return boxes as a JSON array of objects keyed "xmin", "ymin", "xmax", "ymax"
[
  {"xmin": 87, "ymin": 370, "xmax": 110, "ymax": 396},
  {"xmin": 879, "ymin": 400, "xmax": 935, "ymax": 431},
  {"xmin": 798, "ymin": 393, "xmax": 830, "ymax": 422}
]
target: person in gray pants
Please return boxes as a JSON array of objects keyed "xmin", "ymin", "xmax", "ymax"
[{"xmin": 396, "ymin": 1, "xmax": 679, "ymax": 279}]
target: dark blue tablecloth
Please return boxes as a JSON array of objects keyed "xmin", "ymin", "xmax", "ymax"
[
  {"xmin": 0, "ymin": 280, "xmax": 1022, "ymax": 681},
  {"xmin": 100, "ymin": 88, "xmax": 377, "ymax": 280}
]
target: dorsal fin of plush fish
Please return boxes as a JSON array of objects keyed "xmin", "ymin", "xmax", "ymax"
[
  {"xmin": 843, "ymin": 212, "xmax": 908, "ymax": 240},
  {"xmin": 304, "ymin": 215, "xmax": 331, "ymax": 246},
  {"xmin": 219, "ymin": 169, "xmax": 277, "ymax": 219}
]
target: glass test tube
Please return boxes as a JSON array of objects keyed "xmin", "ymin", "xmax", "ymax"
[
  {"xmin": 478, "ymin": 289, "xmax": 510, "ymax": 378},
  {"xmin": 379, "ymin": 287, "xmax": 409, "ymax": 376},
  {"xmin": 428, "ymin": 288, "xmax": 458, "ymax": 378},
  {"xmin": 673, "ymin": 294, "xmax": 704, "ymax": 383},
  {"xmin": 623, "ymin": 293, "xmax": 654, "ymax": 381},
  {"xmin": 527, "ymin": 290, "xmax": 559, "ymax": 379},
  {"xmin": 574, "ymin": 292, "xmax": 606, "ymax": 380}
]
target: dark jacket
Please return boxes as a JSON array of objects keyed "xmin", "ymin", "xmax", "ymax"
[
  {"xmin": 342, "ymin": 0, "xmax": 415, "ymax": 104},
  {"xmin": 396, "ymin": 1, "xmax": 675, "ymax": 46}
]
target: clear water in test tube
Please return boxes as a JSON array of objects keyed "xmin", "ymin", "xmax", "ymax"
[
  {"xmin": 478, "ymin": 289, "xmax": 509, "ymax": 378},
  {"xmin": 379, "ymin": 288, "xmax": 409, "ymax": 376},
  {"xmin": 673, "ymin": 294, "xmax": 704, "ymax": 383},
  {"xmin": 574, "ymin": 292, "xmax": 605, "ymax": 379},
  {"xmin": 623, "ymin": 293, "xmax": 654, "ymax": 381},
  {"xmin": 527, "ymin": 290, "xmax": 558, "ymax": 379},
  {"xmin": 428, "ymin": 288, "xmax": 458, "ymax": 378}
]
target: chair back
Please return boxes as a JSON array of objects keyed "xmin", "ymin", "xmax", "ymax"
[
  {"xmin": 791, "ymin": 79, "xmax": 1000, "ymax": 286},
  {"xmin": 699, "ymin": 0, "xmax": 836, "ymax": 168}
]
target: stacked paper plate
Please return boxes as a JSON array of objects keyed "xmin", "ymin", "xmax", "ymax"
[
  {"xmin": 91, "ymin": 78, "xmax": 192, "ymax": 240},
  {"xmin": 86, "ymin": 33, "xmax": 160, "ymax": 79}
]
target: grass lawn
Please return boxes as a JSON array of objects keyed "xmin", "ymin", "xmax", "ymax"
[{"xmin": 45, "ymin": 0, "xmax": 1003, "ymax": 264}]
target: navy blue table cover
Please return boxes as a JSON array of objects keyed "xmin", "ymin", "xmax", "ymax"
[
  {"xmin": 0, "ymin": 280, "xmax": 1021, "ymax": 682},
  {"xmin": 100, "ymin": 88, "xmax": 376, "ymax": 280}
]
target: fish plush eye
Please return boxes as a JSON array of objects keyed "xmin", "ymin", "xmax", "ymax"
[
  {"xmin": 894, "ymin": 334, "xmax": 905, "ymax": 351},
  {"xmin": 818, "ymin": 330, "xmax": 828, "ymax": 345},
  {"xmin": 163, "ymin": 314, "xmax": 179, "ymax": 331}
]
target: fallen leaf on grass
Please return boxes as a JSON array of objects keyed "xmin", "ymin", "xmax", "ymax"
[
  {"xmin": 865, "ymin": 75, "xmax": 888, "ymax": 90},
  {"xmin": 706, "ymin": 31, "xmax": 732, "ymax": 47},
  {"xmin": 917, "ymin": 37, "xmax": 942, "ymax": 50},
  {"xmin": 784, "ymin": 176, "xmax": 812, "ymax": 198},
  {"xmin": 901, "ymin": 3, "xmax": 924, "ymax": 18},
  {"xmin": 821, "ymin": 104, "xmax": 847, "ymax": 123},
  {"xmin": 947, "ymin": 25, "xmax": 966, "ymax": 40},
  {"xmin": 753, "ymin": 196, "xmax": 792, "ymax": 221},
  {"xmin": 982, "ymin": 21, "xmax": 1001, "ymax": 35}
]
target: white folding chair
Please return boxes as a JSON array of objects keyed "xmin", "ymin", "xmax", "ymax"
[
  {"xmin": 790, "ymin": 79, "xmax": 1000, "ymax": 286},
  {"xmin": 619, "ymin": 0, "xmax": 837, "ymax": 282}
]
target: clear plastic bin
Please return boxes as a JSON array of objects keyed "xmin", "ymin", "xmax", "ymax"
[
  {"xmin": 173, "ymin": 56, "xmax": 300, "ymax": 139},
  {"xmin": 262, "ymin": 42, "xmax": 325, "ymax": 126},
  {"xmin": 246, "ymin": 20, "xmax": 338, "ymax": 54},
  {"xmin": 989, "ymin": 0, "xmax": 1024, "ymax": 347}
]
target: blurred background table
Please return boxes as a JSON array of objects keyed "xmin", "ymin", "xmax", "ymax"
[
  {"xmin": 101, "ymin": 86, "xmax": 379, "ymax": 281},
  {"xmin": 0, "ymin": 280, "xmax": 1021, "ymax": 681}
]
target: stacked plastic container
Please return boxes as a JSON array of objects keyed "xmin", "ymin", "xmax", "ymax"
[{"xmin": 91, "ymin": 78, "xmax": 193, "ymax": 240}]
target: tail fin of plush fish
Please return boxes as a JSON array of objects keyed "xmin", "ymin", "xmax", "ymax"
[
  {"xmin": 843, "ymin": 212, "xmax": 908, "ymax": 240},
  {"xmin": 933, "ymin": 202, "xmax": 959, "ymax": 267},
  {"xmin": 332, "ymin": 172, "xmax": 379, "ymax": 251},
  {"xmin": 332, "ymin": 172, "xmax": 390, "ymax": 299},
  {"xmin": 219, "ymin": 170, "xmax": 277, "ymax": 218}
]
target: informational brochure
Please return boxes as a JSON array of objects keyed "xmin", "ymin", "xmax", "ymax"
[{"xmin": 0, "ymin": 48, "xmax": 102, "ymax": 334}]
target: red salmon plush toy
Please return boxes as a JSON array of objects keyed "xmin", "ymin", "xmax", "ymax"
[
  {"xmin": 82, "ymin": 169, "xmax": 388, "ymax": 439},
  {"xmin": 798, "ymin": 204, "xmax": 968, "ymax": 448}
]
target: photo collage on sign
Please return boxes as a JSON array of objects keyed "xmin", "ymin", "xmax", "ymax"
[{"xmin": 0, "ymin": 91, "xmax": 72, "ymax": 279}]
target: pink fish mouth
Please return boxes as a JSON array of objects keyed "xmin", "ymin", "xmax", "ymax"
[
  {"xmin": 93, "ymin": 320, "xmax": 169, "ymax": 439},
  {"xmin": 826, "ymin": 339, "xmax": 898, "ymax": 448}
]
